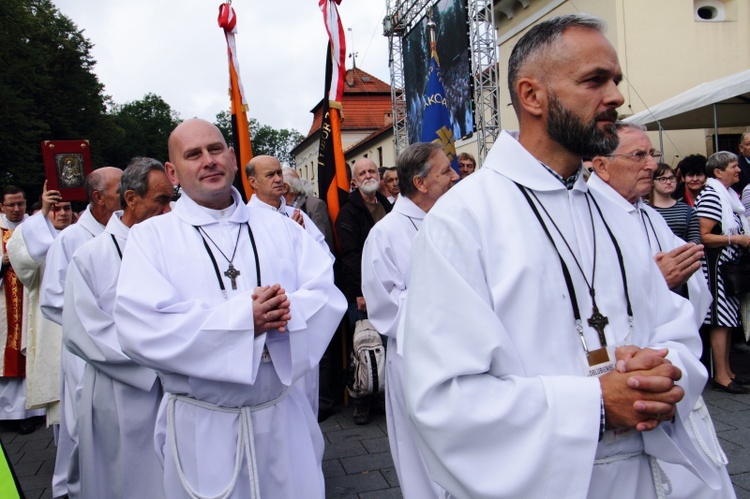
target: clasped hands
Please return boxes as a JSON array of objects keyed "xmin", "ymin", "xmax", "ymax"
[
  {"xmin": 599, "ymin": 346, "xmax": 684, "ymax": 432},
  {"xmin": 252, "ymin": 284, "xmax": 291, "ymax": 336}
]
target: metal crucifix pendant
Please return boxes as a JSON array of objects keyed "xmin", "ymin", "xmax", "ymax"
[
  {"xmin": 224, "ymin": 263, "xmax": 240, "ymax": 290},
  {"xmin": 587, "ymin": 306, "xmax": 609, "ymax": 347}
]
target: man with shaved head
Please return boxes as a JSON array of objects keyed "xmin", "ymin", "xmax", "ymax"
[
  {"xmin": 403, "ymin": 14, "xmax": 718, "ymax": 498},
  {"xmin": 113, "ymin": 119, "xmax": 345, "ymax": 498},
  {"xmin": 40, "ymin": 165, "xmax": 122, "ymax": 498}
]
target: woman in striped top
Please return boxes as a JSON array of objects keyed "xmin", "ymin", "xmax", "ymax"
[
  {"xmin": 649, "ymin": 163, "xmax": 700, "ymax": 242},
  {"xmin": 696, "ymin": 151, "xmax": 750, "ymax": 394}
]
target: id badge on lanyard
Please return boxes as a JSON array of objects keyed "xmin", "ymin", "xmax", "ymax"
[{"xmin": 583, "ymin": 346, "xmax": 616, "ymax": 378}]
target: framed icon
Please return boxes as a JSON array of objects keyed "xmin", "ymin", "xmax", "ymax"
[{"xmin": 41, "ymin": 140, "xmax": 92, "ymax": 201}]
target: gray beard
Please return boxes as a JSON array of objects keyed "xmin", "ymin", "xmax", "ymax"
[{"xmin": 359, "ymin": 182, "xmax": 379, "ymax": 195}]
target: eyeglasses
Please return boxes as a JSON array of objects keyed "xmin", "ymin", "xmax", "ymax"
[
  {"xmin": 607, "ymin": 150, "xmax": 663, "ymax": 163},
  {"xmin": 2, "ymin": 202, "xmax": 26, "ymax": 208},
  {"xmin": 655, "ymin": 176, "xmax": 677, "ymax": 184}
]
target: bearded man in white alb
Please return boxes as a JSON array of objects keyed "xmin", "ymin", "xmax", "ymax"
[
  {"xmin": 362, "ymin": 142, "xmax": 457, "ymax": 498},
  {"xmin": 403, "ymin": 14, "xmax": 721, "ymax": 498},
  {"xmin": 113, "ymin": 119, "xmax": 346, "ymax": 498}
]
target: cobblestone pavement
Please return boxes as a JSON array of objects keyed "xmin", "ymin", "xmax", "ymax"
[{"xmin": 4, "ymin": 354, "xmax": 750, "ymax": 498}]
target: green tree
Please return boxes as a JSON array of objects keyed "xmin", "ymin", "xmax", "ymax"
[
  {"xmin": 215, "ymin": 110, "xmax": 233, "ymax": 147},
  {"xmin": 101, "ymin": 93, "xmax": 182, "ymax": 167},
  {"xmin": 214, "ymin": 112, "xmax": 304, "ymax": 167},
  {"xmin": 0, "ymin": 0, "xmax": 112, "ymax": 195}
]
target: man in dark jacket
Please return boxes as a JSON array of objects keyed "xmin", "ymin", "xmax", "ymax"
[{"xmin": 335, "ymin": 158, "xmax": 392, "ymax": 424}]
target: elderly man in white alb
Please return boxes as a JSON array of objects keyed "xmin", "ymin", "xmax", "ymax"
[
  {"xmin": 589, "ymin": 123, "xmax": 734, "ymax": 498},
  {"xmin": 362, "ymin": 142, "xmax": 457, "ymax": 498},
  {"xmin": 403, "ymin": 14, "xmax": 722, "ymax": 498},
  {"xmin": 62, "ymin": 157, "xmax": 174, "ymax": 498},
  {"xmin": 41, "ymin": 166, "xmax": 122, "ymax": 498},
  {"xmin": 246, "ymin": 155, "xmax": 331, "ymax": 258},
  {"xmin": 113, "ymin": 119, "xmax": 346, "ymax": 498},
  {"xmin": 245, "ymin": 154, "xmax": 333, "ymax": 416}
]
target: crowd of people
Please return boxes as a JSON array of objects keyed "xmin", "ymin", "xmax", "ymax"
[
  {"xmin": 637, "ymin": 139, "xmax": 750, "ymax": 397},
  {"xmin": 0, "ymin": 12, "xmax": 744, "ymax": 499}
]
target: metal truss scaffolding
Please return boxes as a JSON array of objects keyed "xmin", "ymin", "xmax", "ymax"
[{"xmin": 384, "ymin": 0, "xmax": 500, "ymax": 163}]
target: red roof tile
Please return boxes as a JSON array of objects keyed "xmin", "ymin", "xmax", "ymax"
[{"xmin": 305, "ymin": 67, "xmax": 393, "ymax": 137}]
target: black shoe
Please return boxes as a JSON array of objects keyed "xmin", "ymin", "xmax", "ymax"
[
  {"xmin": 16, "ymin": 417, "xmax": 41, "ymax": 435},
  {"xmin": 732, "ymin": 374, "xmax": 750, "ymax": 385},
  {"xmin": 712, "ymin": 379, "xmax": 750, "ymax": 394},
  {"xmin": 732, "ymin": 343, "xmax": 750, "ymax": 355},
  {"xmin": 352, "ymin": 397, "xmax": 371, "ymax": 425}
]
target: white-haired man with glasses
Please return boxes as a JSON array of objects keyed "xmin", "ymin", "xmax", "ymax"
[
  {"xmin": 589, "ymin": 123, "xmax": 734, "ymax": 498},
  {"xmin": 590, "ymin": 124, "xmax": 706, "ymax": 301}
]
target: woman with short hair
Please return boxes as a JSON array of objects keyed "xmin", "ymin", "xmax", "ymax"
[
  {"xmin": 696, "ymin": 151, "xmax": 750, "ymax": 393},
  {"xmin": 675, "ymin": 154, "xmax": 707, "ymax": 207}
]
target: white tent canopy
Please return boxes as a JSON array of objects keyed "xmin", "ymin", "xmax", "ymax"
[{"xmin": 623, "ymin": 70, "xmax": 750, "ymax": 149}]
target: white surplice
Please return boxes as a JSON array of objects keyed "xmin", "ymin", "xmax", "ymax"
[
  {"xmin": 361, "ymin": 195, "xmax": 444, "ymax": 499},
  {"xmin": 114, "ymin": 188, "xmax": 346, "ymax": 498},
  {"xmin": 0, "ymin": 213, "xmax": 43, "ymax": 422},
  {"xmin": 247, "ymin": 195, "xmax": 331, "ymax": 258},
  {"xmin": 41, "ymin": 204, "xmax": 105, "ymax": 498},
  {"xmin": 247, "ymin": 194, "xmax": 334, "ymax": 416},
  {"xmin": 63, "ymin": 211, "xmax": 164, "ymax": 499},
  {"xmin": 6, "ymin": 212, "xmax": 61, "ymax": 425},
  {"xmin": 402, "ymin": 131, "xmax": 721, "ymax": 499},
  {"xmin": 588, "ymin": 174, "xmax": 734, "ymax": 498}
]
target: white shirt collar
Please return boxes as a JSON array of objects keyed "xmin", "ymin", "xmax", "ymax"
[{"xmin": 247, "ymin": 194, "xmax": 286, "ymax": 213}]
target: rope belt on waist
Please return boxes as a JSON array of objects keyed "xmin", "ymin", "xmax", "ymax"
[
  {"xmin": 167, "ymin": 388, "xmax": 291, "ymax": 499},
  {"xmin": 594, "ymin": 450, "xmax": 672, "ymax": 499},
  {"xmin": 689, "ymin": 397, "xmax": 728, "ymax": 467}
]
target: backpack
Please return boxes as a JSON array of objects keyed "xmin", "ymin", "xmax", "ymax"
[{"xmin": 347, "ymin": 319, "xmax": 386, "ymax": 397}]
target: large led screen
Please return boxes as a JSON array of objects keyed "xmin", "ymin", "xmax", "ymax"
[{"xmin": 403, "ymin": 0, "xmax": 474, "ymax": 144}]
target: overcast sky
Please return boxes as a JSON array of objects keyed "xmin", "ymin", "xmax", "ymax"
[{"xmin": 53, "ymin": 0, "xmax": 391, "ymax": 136}]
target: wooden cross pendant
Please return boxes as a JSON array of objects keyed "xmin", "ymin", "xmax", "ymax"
[
  {"xmin": 224, "ymin": 263, "xmax": 241, "ymax": 290},
  {"xmin": 587, "ymin": 306, "xmax": 609, "ymax": 346}
]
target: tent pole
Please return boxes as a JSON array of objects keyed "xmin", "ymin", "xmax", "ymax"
[
  {"xmin": 658, "ymin": 121, "xmax": 664, "ymax": 155},
  {"xmin": 713, "ymin": 103, "xmax": 719, "ymax": 152}
]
